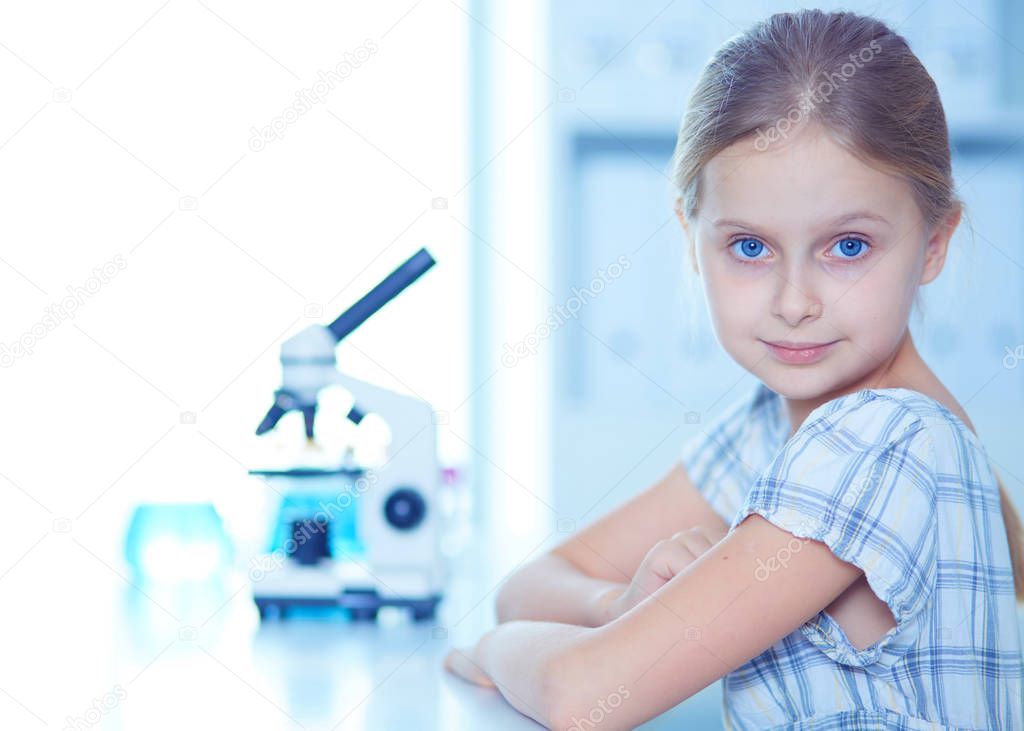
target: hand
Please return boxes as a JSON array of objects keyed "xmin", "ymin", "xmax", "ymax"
[
  {"xmin": 608, "ymin": 523, "xmax": 728, "ymax": 620},
  {"xmin": 443, "ymin": 641, "xmax": 496, "ymax": 689}
]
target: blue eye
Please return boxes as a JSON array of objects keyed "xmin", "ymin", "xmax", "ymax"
[
  {"xmin": 729, "ymin": 238, "xmax": 769, "ymax": 261},
  {"xmin": 830, "ymin": 237, "xmax": 870, "ymax": 259}
]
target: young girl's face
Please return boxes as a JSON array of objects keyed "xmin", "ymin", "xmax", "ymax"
[{"xmin": 684, "ymin": 123, "xmax": 948, "ymax": 401}]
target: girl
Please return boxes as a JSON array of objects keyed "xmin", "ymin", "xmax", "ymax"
[{"xmin": 444, "ymin": 9, "xmax": 1024, "ymax": 729}]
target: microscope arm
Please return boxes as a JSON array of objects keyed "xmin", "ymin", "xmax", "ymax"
[{"xmin": 326, "ymin": 370, "xmax": 434, "ymax": 439}]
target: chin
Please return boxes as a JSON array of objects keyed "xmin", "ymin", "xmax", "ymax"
[{"xmin": 750, "ymin": 361, "xmax": 846, "ymax": 402}]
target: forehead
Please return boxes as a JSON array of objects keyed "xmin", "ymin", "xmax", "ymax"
[{"xmin": 698, "ymin": 125, "xmax": 914, "ymax": 229}]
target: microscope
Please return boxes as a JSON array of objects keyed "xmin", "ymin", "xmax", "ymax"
[{"xmin": 249, "ymin": 248, "xmax": 444, "ymax": 621}]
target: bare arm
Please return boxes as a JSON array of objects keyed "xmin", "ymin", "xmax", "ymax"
[
  {"xmin": 494, "ymin": 553, "xmax": 627, "ymax": 627},
  {"xmin": 472, "ymin": 513, "xmax": 864, "ymax": 730},
  {"xmin": 542, "ymin": 513, "xmax": 863, "ymax": 729},
  {"xmin": 495, "ymin": 461, "xmax": 729, "ymax": 627}
]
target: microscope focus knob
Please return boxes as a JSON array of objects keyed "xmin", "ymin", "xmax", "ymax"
[{"xmin": 383, "ymin": 487, "xmax": 426, "ymax": 531}]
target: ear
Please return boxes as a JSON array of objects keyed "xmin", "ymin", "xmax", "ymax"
[
  {"xmin": 675, "ymin": 198, "xmax": 699, "ymax": 275},
  {"xmin": 920, "ymin": 204, "xmax": 961, "ymax": 286}
]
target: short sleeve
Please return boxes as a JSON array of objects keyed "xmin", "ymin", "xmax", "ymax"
[{"xmin": 729, "ymin": 392, "xmax": 938, "ymax": 669}]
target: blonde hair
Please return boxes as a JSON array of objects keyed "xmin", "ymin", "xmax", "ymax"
[{"xmin": 669, "ymin": 8, "xmax": 1024, "ymax": 601}]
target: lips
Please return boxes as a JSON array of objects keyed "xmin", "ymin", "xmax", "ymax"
[{"xmin": 761, "ymin": 339, "xmax": 839, "ymax": 365}]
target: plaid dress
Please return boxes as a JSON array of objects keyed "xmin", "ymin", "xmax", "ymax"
[{"xmin": 681, "ymin": 381, "xmax": 1023, "ymax": 730}]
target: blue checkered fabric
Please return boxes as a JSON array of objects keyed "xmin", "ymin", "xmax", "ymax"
[{"xmin": 681, "ymin": 382, "xmax": 1023, "ymax": 730}]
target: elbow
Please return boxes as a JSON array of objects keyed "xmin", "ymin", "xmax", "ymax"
[
  {"xmin": 546, "ymin": 691, "xmax": 632, "ymax": 731},
  {"xmin": 540, "ymin": 650, "xmax": 575, "ymax": 731},
  {"xmin": 540, "ymin": 646, "xmax": 595, "ymax": 731},
  {"xmin": 543, "ymin": 643, "xmax": 637, "ymax": 731}
]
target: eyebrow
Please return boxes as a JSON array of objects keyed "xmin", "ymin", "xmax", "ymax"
[{"xmin": 712, "ymin": 210, "xmax": 891, "ymax": 229}]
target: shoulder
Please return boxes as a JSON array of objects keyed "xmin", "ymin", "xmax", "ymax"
[
  {"xmin": 796, "ymin": 387, "xmax": 989, "ymax": 473},
  {"xmin": 793, "ymin": 388, "xmax": 933, "ymax": 457},
  {"xmin": 752, "ymin": 388, "xmax": 939, "ymax": 521}
]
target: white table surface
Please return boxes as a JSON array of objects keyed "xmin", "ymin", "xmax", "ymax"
[
  {"xmin": 18, "ymin": 510, "xmax": 1023, "ymax": 729},
  {"xmin": 2, "ymin": 529, "xmax": 722, "ymax": 730}
]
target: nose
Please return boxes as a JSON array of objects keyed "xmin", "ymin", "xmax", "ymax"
[{"xmin": 770, "ymin": 264, "xmax": 822, "ymax": 328}]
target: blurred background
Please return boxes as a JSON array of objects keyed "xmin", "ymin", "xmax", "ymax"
[{"xmin": 1, "ymin": 1, "xmax": 1022, "ymax": 728}]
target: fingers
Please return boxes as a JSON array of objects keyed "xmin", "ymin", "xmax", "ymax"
[
  {"xmin": 647, "ymin": 535, "xmax": 703, "ymax": 581},
  {"xmin": 443, "ymin": 647, "xmax": 496, "ymax": 688},
  {"xmin": 660, "ymin": 525, "xmax": 725, "ymax": 575},
  {"xmin": 674, "ymin": 523, "xmax": 728, "ymax": 550},
  {"xmin": 638, "ymin": 524, "xmax": 731, "ymax": 589},
  {"xmin": 670, "ymin": 528, "xmax": 712, "ymax": 558},
  {"xmin": 647, "ymin": 542, "xmax": 685, "ymax": 582}
]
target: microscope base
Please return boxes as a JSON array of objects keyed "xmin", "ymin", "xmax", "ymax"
[
  {"xmin": 254, "ymin": 589, "xmax": 442, "ymax": 622},
  {"xmin": 250, "ymin": 557, "xmax": 442, "ymax": 622}
]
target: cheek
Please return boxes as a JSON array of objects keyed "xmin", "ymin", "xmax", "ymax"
[
  {"xmin": 702, "ymin": 265, "xmax": 769, "ymax": 333},
  {"xmin": 823, "ymin": 268, "xmax": 915, "ymax": 339}
]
